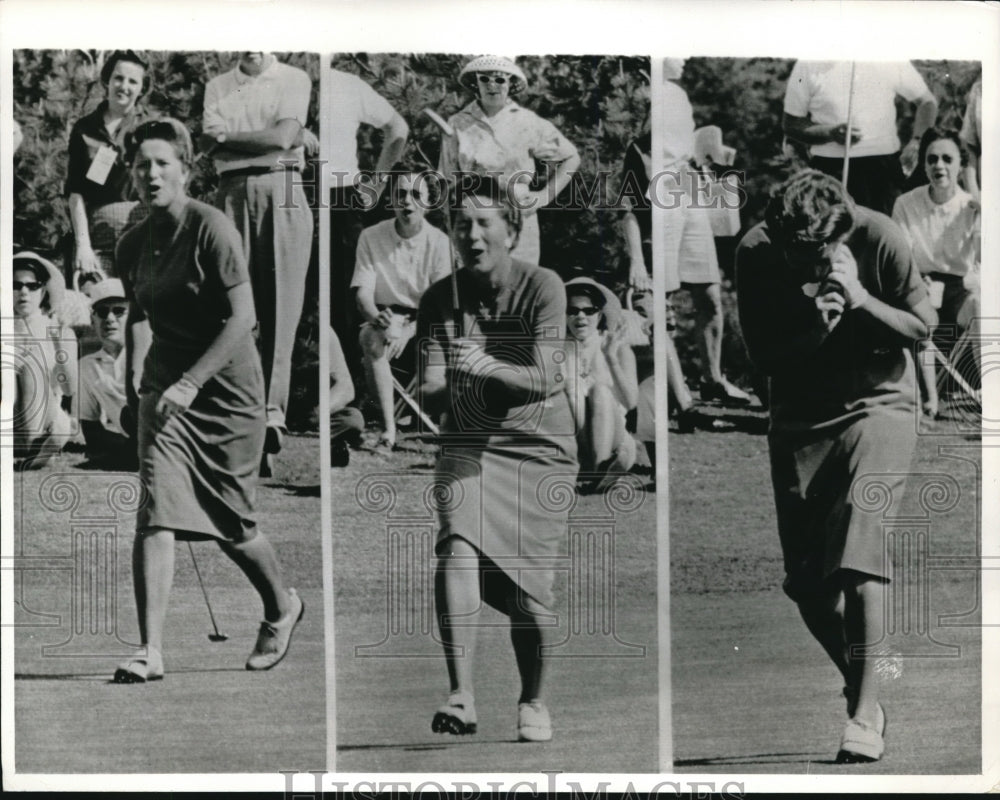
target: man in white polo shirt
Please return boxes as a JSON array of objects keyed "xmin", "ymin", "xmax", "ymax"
[
  {"xmin": 202, "ymin": 52, "xmax": 314, "ymax": 467},
  {"xmin": 351, "ymin": 170, "xmax": 450, "ymax": 448},
  {"xmin": 783, "ymin": 60, "xmax": 938, "ymax": 215},
  {"xmin": 326, "ymin": 65, "xmax": 409, "ymax": 384},
  {"xmin": 78, "ymin": 278, "xmax": 135, "ymax": 468}
]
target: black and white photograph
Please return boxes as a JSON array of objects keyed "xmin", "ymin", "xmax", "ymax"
[
  {"xmin": 0, "ymin": 0, "xmax": 997, "ymax": 794},
  {"xmin": 662, "ymin": 56, "xmax": 985, "ymax": 774},
  {"xmin": 325, "ymin": 52, "xmax": 661, "ymax": 773},
  {"xmin": 7, "ymin": 48, "xmax": 326, "ymax": 772}
]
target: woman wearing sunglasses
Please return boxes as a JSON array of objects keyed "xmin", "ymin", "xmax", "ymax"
[
  {"xmin": 11, "ymin": 252, "xmax": 78, "ymax": 469},
  {"xmin": 439, "ymin": 55, "xmax": 580, "ymax": 265},
  {"xmin": 892, "ymin": 127, "xmax": 981, "ymax": 418},
  {"xmin": 563, "ymin": 277, "xmax": 638, "ymax": 492},
  {"xmin": 65, "ymin": 50, "xmax": 152, "ymax": 282},
  {"xmin": 111, "ymin": 118, "xmax": 302, "ymax": 683}
]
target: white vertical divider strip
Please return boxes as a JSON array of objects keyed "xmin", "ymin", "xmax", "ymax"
[
  {"xmin": 317, "ymin": 54, "xmax": 336, "ymax": 771},
  {"xmin": 650, "ymin": 55, "xmax": 673, "ymax": 773}
]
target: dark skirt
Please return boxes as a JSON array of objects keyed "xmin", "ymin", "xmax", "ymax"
[
  {"xmin": 435, "ymin": 432, "xmax": 578, "ymax": 611},
  {"xmin": 137, "ymin": 344, "xmax": 266, "ymax": 542},
  {"xmin": 768, "ymin": 406, "xmax": 917, "ymax": 599}
]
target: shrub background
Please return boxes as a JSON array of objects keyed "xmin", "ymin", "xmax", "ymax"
[{"xmin": 13, "ymin": 53, "xmax": 980, "ymax": 424}]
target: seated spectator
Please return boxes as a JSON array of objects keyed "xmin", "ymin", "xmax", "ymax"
[
  {"xmin": 328, "ymin": 327, "xmax": 365, "ymax": 468},
  {"xmin": 892, "ymin": 127, "xmax": 981, "ymax": 417},
  {"xmin": 77, "ymin": 278, "xmax": 136, "ymax": 468},
  {"xmin": 563, "ymin": 278, "xmax": 639, "ymax": 493},
  {"xmin": 12, "ymin": 252, "xmax": 78, "ymax": 469},
  {"xmin": 351, "ymin": 170, "xmax": 451, "ymax": 449}
]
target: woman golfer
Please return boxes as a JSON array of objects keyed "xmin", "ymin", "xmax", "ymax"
[
  {"xmin": 65, "ymin": 49, "xmax": 151, "ymax": 280},
  {"xmin": 439, "ymin": 55, "xmax": 580, "ymax": 265},
  {"xmin": 418, "ymin": 177, "xmax": 578, "ymax": 742},
  {"xmin": 113, "ymin": 118, "xmax": 302, "ymax": 683},
  {"xmin": 735, "ymin": 169, "xmax": 935, "ymax": 762}
]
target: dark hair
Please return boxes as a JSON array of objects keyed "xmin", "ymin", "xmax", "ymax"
[
  {"xmin": 764, "ymin": 169, "xmax": 856, "ymax": 245},
  {"xmin": 451, "ymin": 174, "xmax": 524, "ymax": 241},
  {"xmin": 124, "ymin": 118, "xmax": 194, "ymax": 168},
  {"xmin": 100, "ymin": 50, "xmax": 150, "ymax": 96},
  {"xmin": 912, "ymin": 126, "xmax": 968, "ymax": 188},
  {"xmin": 386, "ymin": 163, "xmax": 441, "ymax": 206}
]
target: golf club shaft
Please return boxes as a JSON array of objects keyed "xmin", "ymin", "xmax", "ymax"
[
  {"xmin": 842, "ymin": 61, "xmax": 856, "ymax": 187},
  {"xmin": 187, "ymin": 541, "xmax": 225, "ymax": 639},
  {"xmin": 422, "ymin": 107, "xmax": 463, "ymax": 337}
]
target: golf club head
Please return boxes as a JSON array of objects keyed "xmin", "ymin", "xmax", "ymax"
[
  {"xmin": 422, "ymin": 108, "xmax": 455, "ymax": 138},
  {"xmin": 208, "ymin": 633, "xmax": 229, "ymax": 642}
]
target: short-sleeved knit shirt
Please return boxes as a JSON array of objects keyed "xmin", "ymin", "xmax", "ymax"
[
  {"xmin": 324, "ymin": 69, "xmax": 399, "ymax": 189},
  {"xmin": 116, "ymin": 200, "xmax": 252, "ymax": 392},
  {"xmin": 736, "ymin": 208, "xmax": 927, "ymax": 429},
  {"xmin": 784, "ymin": 61, "xmax": 930, "ymax": 159},
  {"xmin": 892, "ymin": 185, "xmax": 980, "ymax": 278},
  {"xmin": 78, "ymin": 348, "xmax": 127, "ymax": 434},
  {"xmin": 203, "ymin": 56, "xmax": 311, "ymax": 173},
  {"xmin": 350, "ymin": 218, "xmax": 451, "ymax": 309},
  {"xmin": 417, "ymin": 260, "xmax": 574, "ymax": 441}
]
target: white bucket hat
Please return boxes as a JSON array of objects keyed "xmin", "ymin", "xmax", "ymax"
[{"xmin": 459, "ymin": 55, "xmax": 527, "ymax": 95}]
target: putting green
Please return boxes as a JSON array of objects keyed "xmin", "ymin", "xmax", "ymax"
[
  {"xmin": 13, "ymin": 435, "xmax": 327, "ymax": 774},
  {"xmin": 331, "ymin": 438, "xmax": 660, "ymax": 773},
  {"xmin": 669, "ymin": 424, "xmax": 982, "ymax": 774}
]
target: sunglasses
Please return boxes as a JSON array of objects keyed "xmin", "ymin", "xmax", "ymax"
[
  {"xmin": 567, "ymin": 306, "xmax": 600, "ymax": 317},
  {"xmin": 93, "ymin": 304, "xmax": 128, "ymax": 320},
  {"xmin": 477, "ymin": 74, "xmax": 508, "ymax": 86},
  {"xmin": 13, "ymin": 280, "xmax": 44, "ymax": 292},
  {"xmin": 926, "ymin": 153, "xmax": 955, "ymax": 165}
]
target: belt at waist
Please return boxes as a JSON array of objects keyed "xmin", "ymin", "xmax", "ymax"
[
  {"xmin": 927, "ymin": 272, "xmax": 966, "ymax": 285},
  {"xmin": 219, "ymin": 165, "xmax": 301, "ymax": 179},
  {"xmin": 376, "ymin": 304, "xmax": 418, "ymax": 319}
]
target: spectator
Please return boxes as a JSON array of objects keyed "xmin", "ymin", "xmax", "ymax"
[
  {"xmin": 563, "ymin": 277, "xmax": 638, "ymax": 492},
  {"xmin": 959, "ymin": 76, "xmax": 982, "ymax": 202},
  {"xmin": 892, "ymin": 127, "xmax": 981, "ymax": 417},
  {"xmin": 202, "ymin": 52, "xmax": 315, "ymax": 471},
  {"xmin": 626, "ymin": 61, "xmax": 751, "ymax": 407},
  {"xmin": 352, "ymin": 170, "xmax": 451, "ymax": 448},
  {"xmin": 325, "ymin": 64, "xmax": 409, "ymax": 383},
  {"xmin": 77, "ymin": 278, "xmax": 135, "ymax": 468},
  {"xmin": 65, "ymin": 49, "xmax": 151, "ymax": 281},
  {"xmin": 440, "ymin": 55, "xmax": 580, "ymax": 266},
  {"xmin": 328, "ymin": 327, "xmax": 365, "ymax": 468},
  {"xmin": 783, "ymin": 60, "xmax": 938, "ymax": 215},
  {"xmin": 11, "ymin": 252, "xmax": 77, "ymax": 469}
]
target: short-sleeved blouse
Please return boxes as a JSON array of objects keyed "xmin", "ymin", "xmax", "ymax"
[{"xmin": 440, "ymin": 100, "xmax": 578, "ymax": 194}]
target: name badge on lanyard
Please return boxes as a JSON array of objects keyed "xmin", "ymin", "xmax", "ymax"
[{"xmin": 85, "ymin": 145, "xmax": 118, "ymax": 186}]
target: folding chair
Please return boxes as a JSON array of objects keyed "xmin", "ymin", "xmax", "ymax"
[{"xmin": 392, "ymin": 375, "xmax": 439, "ymax": 435}]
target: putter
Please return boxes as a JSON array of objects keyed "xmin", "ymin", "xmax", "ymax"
[
  {"xmin": 187, "ymin": 542, "xmax": 228, "ymax": 642},
  {"xmin": 422, "ymin": 107, "xmax": 463, "ymax": 337},
  {"xmin": 842, "ymin": 61, "xmax": 857, "ymax": 187}
]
